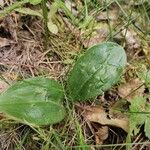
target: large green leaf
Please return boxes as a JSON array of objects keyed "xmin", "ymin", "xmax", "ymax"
[
  {"xmin": 68, "ymin": 42, "xmax": 127, "ymax": 101},
  {"xmin": 0, "ymin": 77, "xmax": 65, "ymax": 125}
]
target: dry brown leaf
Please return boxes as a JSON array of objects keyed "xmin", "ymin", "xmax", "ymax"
[
  {"xmin": 84, "ymin": 106, "xmax": 129, "ymax": 132},
  {"xmin": 118, "ymin": 78, "xmax": 144, "ymax": 102},
  {"xmin": 95, "ymin": 126, "xmax": 108, "ymax": 145},
  {"xmin": 96, "ymin": 10, "xmax": 118, "ymax": 22},
  {"xmin": 0, "ymin": 37, "xmax": 15, "ymax": 47},
  {"xmin": 0, "ymin": 80, "xmax": 8, "ymax": 93},
  {"xmin": 121, "ymin": 29, "xmax": 140, "ymax": 49},
  {"xmin": 0, "ymin": 0, "xmax": 5, "ymax": 7},
  {"xmin": 2, "ymin": 72, "xmax": 19, "ymax": 83}
]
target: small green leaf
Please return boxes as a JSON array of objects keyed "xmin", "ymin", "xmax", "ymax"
[
  {"xmin": 138, "ymin": 69, "xmax": 150, "ymax": 89},
  {"xmin": 67, "ymin": 42, "xmax": 127, "ymax": 101},
  {"xmin": 0, "ymin": 77, "xmax": 65, "ymax": 126},
  {"xmin": 126, "ymin": 96, "xmax": 146, "ymax": 148},
  {"xmin": 15, "ymin": 8, "xmax": 43, "ymax": 18},
  {"xmin": 145, "ymin": 116, "xmax": 150, "ymax": 138},
  {"xmin": 29, "ymin": 0, "xmax": 42, "ymax": 5},
  {"xmin": 129, "ymin": 97, "xmax": 146, "ymax": 136},
  {"xmin": 47, "ymin": 21, "xmax": 58, "ymax": 34}
]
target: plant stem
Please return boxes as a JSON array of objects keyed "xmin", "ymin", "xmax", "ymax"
[
  {"xmin": 41, "ymin": 0, "xmax": 49, "ymax": 51},
  {"xmin": 84, "ymin": 0, "xmax": 88, "ymax": 18}
]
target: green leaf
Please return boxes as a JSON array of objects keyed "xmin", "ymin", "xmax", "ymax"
[
  {"xmin": 29, "ymin": 0, "xmax": 42, "ymax": 5},
  {"xmin": 47, "ymin": 20, "xmax": 58, "ymax": 34},
  {"xmin": 67, "ymin": 42, "xmax": 127, "ymax": 101},
  {"xmin": 138, "ymin": 69, "xmax": 150, "ymax": 89},
  {"xmin": 128, "ymin": 96, "xmax": 146, "ymax": 136},
  {"xmin": 126, "ymin": 96, "xmax": 146, "ymax": 148},
  {"xmin": 0, "ymin": 77, "xmax": 65, "ymax": 126},
  {"xmin": 15, "ymin": 8, "xmax": 43, "ymax": 18}
]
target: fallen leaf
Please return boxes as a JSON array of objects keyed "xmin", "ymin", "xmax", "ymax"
[
  {"xmin": 121, "ymin": 29, "xmax": 140, "ymax": 49},
  {"xmin": 84, "ymin": 106, "xmax": 129, "ymax": 132},
  {"xmin": 96, "ymin": 10, "xmax": 118, "ymax": 22},
  {"xmin": 95, "ymin": 126, "xmax": 109, "ymax": 145},
  {"xmin": 118, "ymin": 78, "xmax": 144, "ymax": 102},
  {"xmin": 0, "ymin": 0, "xmax": 4, "ymax": 7},
  {"xmin": 2, "ymin": 72, "xmax": 19, "ymax": 82},
  {"xmin": 1, "ymin": 15, "xmax": 18, "ymax": 41}
]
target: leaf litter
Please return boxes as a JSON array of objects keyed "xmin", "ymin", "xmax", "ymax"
[{"xmin": 0, "ymin": 1, "xmax": 150, "ymax": 149}]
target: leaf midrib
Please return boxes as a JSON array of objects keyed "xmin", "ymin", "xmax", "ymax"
[{"xmin": 73, "ymin": 53, "xmax": 111, "ymax": 99}]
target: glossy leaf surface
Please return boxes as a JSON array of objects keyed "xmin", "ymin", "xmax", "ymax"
[
  {"xmin": 68, "ymin": 42, "xmax": 127, "ymax": 101},
  {"xmin": 0, "ymin": 77, "xmax": 65, "ymax": 125}
]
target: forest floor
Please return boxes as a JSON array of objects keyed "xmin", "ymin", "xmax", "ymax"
[{"xmin": 0, "ymin": 0, "xmax": 150, "ymax": 150}]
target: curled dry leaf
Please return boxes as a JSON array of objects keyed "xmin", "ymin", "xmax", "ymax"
[
  {"xmin": 95, "ymin": 126, "xmax": 109, "ymax": 145},
  {"xmin": 118, "ymin": 78, "xmax": 144, "ymax": 102},
  {"xmin": 84, "ymin": 106, "xmax": 129, "ymax": 132},
  {"xmin": 96, "ymin": 10, "xmax": 118, "ymax": 22},
  {"xmin": 0, "ymin": 0, "xmax": 4, "ymax": 7}
]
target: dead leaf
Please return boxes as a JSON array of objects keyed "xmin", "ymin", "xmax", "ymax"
[
  {"xmin": 121, "ymin": 29, "xmax": 140, "ymax": 49},
  {"xmin": 143, "ymin": 44, "xmax": 150, "ymax": 57},
  {"xmin": 118, "ymin": 78, "xmax": 144, "ymax": 102},
  {"xmin": 65, "ymin": 0, "xmax": 78, "ymax": 16},
  {"xmin": 0, "ymin": 37, "xmax": 15, "ymax": 47},
  {"xmin": 96, "ymin": 10, "xmax": 118, "ymax": 22},
  {"xmin": 84, "ymin": 106, "xmax": 129, "ymax": 132},
  {"xmin": 1, "ymin": 15, "xmax": 18, "ymax": 41},
  {"xmin": 0, "ymin": 113, "xmax": 5, "ymax": 120},
  {"xmin": 2, "ymin": 72, "xmax": 19, "ymax": 82},
  {"xmin": 0, "ymin": 0, "xmax": 4, "ymax": 7},
  {"xmin": 0, "ymin": 80, "xmax": 8, "ymax": 93},
  {"xmin": 95, "ymin": 126, "xmax": 109, "ymax": 145}
]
